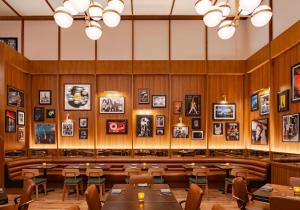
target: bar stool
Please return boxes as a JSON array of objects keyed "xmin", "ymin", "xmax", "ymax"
[
  {"xmin": 124, "ymin": 168, "xmax": 142, "ymax": 184},
  {"xmin": 224, "ymin": 168, "xmax": 248, "ymax": 194},
  {"xmin": 148, "ymin": 168, "xmax": 164, "ymax": 184},
  {"xmin": 86, "ymin": 168, "xmax": 105, "ymax": 198},
  {"xmin": 62, "ymin": 169, "xmax": 83, "ymax": 201},
  {"xmin": 22, "ymin": 169, "xmax": 47, "ymax": 199},
  {"xmin": 189, "ymin": 168, "xmax": 210, "ymax": 198}
]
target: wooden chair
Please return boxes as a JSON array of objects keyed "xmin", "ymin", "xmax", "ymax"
[
  {"xmin": 128, "ymin": 174, "xmax": 154, "ymax": 186},
  {"xmin": 62, "ymin": 169, "xmax": 83, "ymax": 201},
  {"xmin": 148, "ymin": 168, "xmax": 164, "ymax": 184},
  {"xmin": 67, "ymin": 205, "xmax": 80, "ymax": 210},
  {"xmin": 22, "ymin": 169, "xmax": 47, "ymax": 199},
  {"xmin": 179, "ymin": 184, "xmax": 204, "ymax": 210},
  {"xmin": 189, "ymin": 168, "xmax": 210, "ymax": 198},
  {"xmin": 212, "ymin": 204, "xmax": 227, "ymax": 210},
  {"xmin": 270, "ymin": 196, "xmax": 300, "ymax": 210},
  {"xmin": 224, "ymin": 168, "xmax": 248, "ymax": 194},
  {"xmin": 124, "ymin": 167, "xmax": 142, "ymax": 184},
  {"xmin": 86, "ymin": 168, "xmax": 105, "ymax": 198},
  {"xmin": 289, "ymin": 177, "xmax": 300, "ymax": 187},
  {"xmin": 232, "ymin": 177, "xmax": 269, "ymax": 210},
  {"xmin": 85, "ymin": 184, "xmax": 104, "ymax": 210}
]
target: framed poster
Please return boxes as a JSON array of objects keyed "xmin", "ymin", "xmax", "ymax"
[
  {"xmin": 46, "ymin": 109, "xmax": 56, "ymax": 118},
  {"xmin": 5, "ymin": 110, "xmax": 16, "ymax": 133},
  {"xmin": 34, "ymin": 123, "xmax": 56, "ymax": 144},
  {"xmin": 136, "ymin": 115, "xmax": 153, "ymax": 137},
  {"xmin": 225, "ymin": 122, "xmax": 239, "ymax": 141},
  {"xmin": 212, "ymin": 122, "xmax": 224, "ymax": 135},
  {"xmin": 277, "ymin": 90, "xmax": 289, "ymax": 112},
  {"xmin": 152, "ymin": 95, "xmax": 166, "ymax": 108},
  {"xmin": 156, "ymin": 128, "xmax": 164, "ymax": 135},
  {"xmin": 34, "ymin": 107, "xmax": 45, "ymax": 121},
  {"xmin": 173, "ymin": 101, "xmax": 182, "ymax": 114},
  {"xmin": 213, "ymin": 103, "xmax": 236, "ymax": 120},
  {"xmin": 291, "ymin": 63, "xmax": 300, "ymax": 102},
  {"xmin": 79, "ymin": 118, "xmax": 88, "ymax": 128},
  {"xmin": 282, "ymin": 114, "xmax": 300, "ymax": 142},
  {"xmin": 192, "ymin": 131, "xmax": 204, "ymax": 140},
  {"xmin": 64, "ymin": 84, "xmax": 91, "ymax": 110},
  {"xmin": 39, "ymin": 90, "xmax": 51, "ymax": 105},
  {"xmin": 251, "ymin": 94, "xmax": 258, "ymax": 112},
  {"xmin": 99, "ymin": 96, "xmax": 125, "ymax": 114},
  {"xmin": 79, "ymin": 129, "xmax": 88, "ymax": 140},
  {"xmin": 251, "ymin": 119, "xmax": 268, "ymax": 145},
  {"xmin": 17, "ymin": 111, "xmax": 25, "ymax": 125},
  {"xmin": 260, "ymin": 93, "xmax": 270, "ymax": 116},
  {"xmin": 0, "ymin": 37, "xmax": 18, "ymax": 50},
  {"xmin": 7, "ymin": 86, "xmax": 25, "ymax": 108},
  {"xmin": 138, "ymin": 89, "xmax": 150, "ymax": 104},
  {"xmin": 61, "ymin": 121, "xmax": 74, "ymax": 137},
  {"xmin": 173, "ymin": 126, "xmax": 189, "ymax": 138},
  {"xmin": 191, "ymin": 118, "xmax": 201, "ymax": 130},
  {"xmin": 106, "ymin": 119, "xmax": 128, "ymax": 134},
  {"xmin": 155, "ymin": 115, "xmax": 165, "ymax": 128},
  {"xmin": 185, "ymin": 95, "xmax": 201, "ymax": 116},
  {"xmin": 17, "ymin": 127, "xmax": 25, "ymax": 142}
]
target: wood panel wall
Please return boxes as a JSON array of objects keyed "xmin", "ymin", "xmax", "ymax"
[{"xmin": 271, "ymin": 162, "xmax": 300, "ymax": 185}]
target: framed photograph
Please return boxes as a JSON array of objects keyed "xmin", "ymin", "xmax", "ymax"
[
  {"xmin": 225, "ymin": 122, "xmax": 239, "ymax": 141},
  {"xmin": 191, "ymin": 118, "xmax": 201, "ymax": 130},
  {"xmin": 34, "ymin": 107, "xmax": 45, "ymax": 121},
  {"xmin": 106, "ymin": 119, "xmax": 128, "ymax": 135},
  {"xmin": 152, "ymin": 95, "xmax": 166, "ymax": 108},
  {"xmin": 185, "ymin": 95, "xmax": 201, "ymax": 116},
  {"xmin": 136, "ymin": 115, "xmax": 153, "ymax": 137},
  {"xmin": 155, "ymin": 115, "xmax": 165, "ymax": 128},
  {"xmin": 64, "ymin": 84, "xmax": 91, "ymax": 110},
  {"xmin": 213, "ymin": 103, "xmax": 236, "ymax": 120},
  {"xmin": 17, "ymin": 127, "xmax": 25, "ymax": 142},
  {"xmin": 282, "ymin": 114, "xmax": 300, "ymax": 142},
  {"xmin": 46, "ymin": 109, "xmax": 55, "ymax": 118},
  {"xmin": 0, "ymin": 37, "xmax": 18, "ymax": 50},
  {"xmin": 277, "ymin": 90, "xmax": 289, "ymax": 112},
  {"xmin": 39, "ymin": 90, "xmax": 51, "ymax": 105},
  {"xmin": 5, "ymin": 110, "xmax": 16, "ymax": 133},
  {"xmin": 251, "ymin": 119, "xmax": 268, "ymax": 145},
  {"xmin": 213, "ymin": 122, "xmax": 224, "ymax": 135},
  {"xmin": 7, "ymin": 86, "xmax": 25, "ymax": 108},
  {"xmin": 79, "ymin": 118, "xmax": 88, "ymax": 128},
  {"xmin": 99, "ymin": 96, "xmax": 125, "ymax": 114},
  {"xmin": 17, "ymin": 111, "xmax": 25, "ymax": 125},
  {"xmin": 156, "ymin": 128, "xmax": 164, "ymax": 135},
  {"xmin": 173, "ymin": 101, "xmax": 182, "ymax": 114},
  {"xmin": 251, "ymin": 94, "xmax": 258, "ymax": 112},
  {"xmin": 173, "ymin": 126, "xmax": 189, "ymax": 138},
  {"xmin": 62, "ymin": 121, "xmax": 74, "ymax": 137},
  {"xmin": 192, "ymin": 131, "xmax": 204, "ymax": 140},
  {"xmin": 138, "ymin": 89, "xmax": 150, "ymax": 104},
  {"xmin": 79, "ymin": 129, "xmax": 88, "ymax": 140},
  {"xmin": 291, "ymin": 63, "xmax": 300, "ymax": 102},
  {"xmin": 34, "ymin": 123, "xmax": 56, "ymax": 144},
  {"xmin": 260, "ymin": 93, "xmax": 270, "ymax": 116}
]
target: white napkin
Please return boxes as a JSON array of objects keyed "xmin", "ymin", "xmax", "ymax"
[
  {"xmin": 111, "ymin": 189, "xmax": 122, "ymax": 194},
  {"xmin": 160, "ymin": 189, "xmax": 171, "ymax": 193},
  {"xmin": 137, "ymin": 183, "xmax": 148, "ymax": 187}
]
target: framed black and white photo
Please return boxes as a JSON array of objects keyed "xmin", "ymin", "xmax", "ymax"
[
  {"xmin": 106, "ymin": 119, "xmax": 128, "ymax": 134},
  {"xmin": 291, "ymin": 63, "xmax": 300, "ymax": 102},
  {"xmin": 99, "ymin": 96, "xmax": 125, "ymax": 114},
  {"xmin": 34, "ymin": 107, "xmax": 45, "ymax": 121},
  {"xmin": 251, "ymin": 119, "xmax": 268, "ymax": 145},
  {"xmin": 155, "ymin": 115, "xmax": 165, "ymax": 128},
  {"xmin": 64, "ymin": 84, "xmax": 91, "ymax": 110},
  {"xmin": 39, "ymin": 90, "xmax": 51, "ymax": 105},
  {"xmin": 152, "ymin": 95, "xmax": 166, "ymax": 108},
  {"xmin": 277, "ymin": 90, "xmax": 289, "ymax": 112},
  {"xmin": 0, "ymin": 37, "xmax": 18, "ymax": 50},
  {"xmin": 213, "ymin": 103, "xmax": 236, "ymax": 120},
  {"xmin": 17, "ymin": 127, "xmax": 25, "ymax": 142},
  {"xmin": 7, "ymin": 86, "xmax": 25, "ymax": 109},
  {"xmin": 5, "ymin": 110, "xmax": 16, "ymax": 133},
  {"xmin": 62, "ymin": 121, "xmax": 74, "ymax": 137},
  {"xmin": 136, "ymin": 115, "xmax": 153, "ymax": 137},
  {"xmin": 185, "ymin": 95, "xmax": 201, "ymax": 116},
  {"xmin": 191, "ymin": 118, "xmax": 201, "ymax": 130},
  {"xmin": 260, "ymin": 93, "xmax": 270, "ymax": 116},
  {"xmin": 213, "ymin": 122, "xmax": 224, "ymax": 135},
  {"xmin": 34, "ymin": 123, "xmax": 56, "ymax": 144},
  {"xmin": 79, "ymin": 129, "xmax": 88, "ymax": 140},
  {"xmin": 79, "ymin": 118, "xmax": 88, "ymax": 128},
  {"xmin": 138, "ymin": 89, "xmax": 150, "ymax": 104},
  {"xmin": 173, "ymin": 126, "xmax": 189, "ymax": 138},
  {"xmin": 156, "ymin": 128, "xmax": 164, "ymax": 135},
  {"xmin": 17, "ymin": 111, "xmax": 25, "ymax": 126},
  {"xmin": 46, "ymin": 109, "xmax": 55, "ymax": 118},
  {"xmin": 225, "ymin": 122, "xmax": 239, "ymax": 141},
  {"xmin": 192, "ymin": 131, "xmax": 204, "ymax": 140},
  {"xmin": 282, "ymin": 114, "xmax": 300, "ymax": 142},
  {"xmin": 251, "ymin": 94, "xmax": 258, "ymax": 112}
]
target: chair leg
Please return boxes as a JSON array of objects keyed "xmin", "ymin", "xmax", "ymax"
[
  {"xmin": 76, "ymin": 185, "xmax": 79, "ymax": 200},
  {"xmin": 102, "ymin": 183, "xmax": 105, "ymax": 196},
  {"xmin": 35, "ymin": 185, "xmax": 38, "ymax": 199},
  {"xmin": 205, "ymin": 185, "xmax": 209, "ymax": 199},
  {"xmin": 62, "ymin": 184, "xmax": 66, "ymax": 201},
  {"xmin": 80, "ymin": 182, "xmax": 83, "ymax": 195},
  {"xmin": 43, "ymin": 183, "xmax": 47, "ymax": 195},
  {"xmin": 225, "ymin": 182, "xmax": 228, "ymax": 194}
]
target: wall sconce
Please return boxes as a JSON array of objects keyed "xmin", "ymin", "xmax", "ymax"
[
  {"xmin": 174, "ymin": 117, "xmax": 186, "ymax": 127},
  {"xmin": 64, "ymin": 113, "xmax": 72, "ymax": 122},
  {"xmin": 221, "ymin": 95, "xmax": 227, "ymax": 104},
  {"xmin": 104, "ymin": 91, "xmax": 121, "ymax": 96},
  {"xmin": 136, "ymin": 109, "xmax": 152, "ymax": 115}
]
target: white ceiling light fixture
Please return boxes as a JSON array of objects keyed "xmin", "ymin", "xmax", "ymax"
[
  {"xmin": 108, "ymin": 0, "xmax": 125, "ymax": 14},
  {"xmin": 63, "ymin": 0, "xmax": 78, "ymax": 15},
  {"xmin": 239, "ymin": 0, "xmax": 262, "ymax": 14},
  {"xmin": 195, "ymin": 0, "xmax": 212, "ymax": 15},
  {"xmin": 88, "ymin": 1, "xmax": 104, "ymax": 21},
  {"xmin": 216, "ymin": 1, "xmax": 231, "ymax": 17},
  {"xmin": 251, "ymin": 5, "xmax": 273, "ymax": 27},
  {"xmin": 103, "ymin": 6, "xmax": 121, "ymax": 28},
  {"xmin": 69, "ymin": 0, "xmax": 90, "ymax": 12},
  {"xmin": 203, "ymin": 6, "xmax": 223, "ymax": 27},
  {"xmin": 218, "ymin": 20, "xmax": 235, "ymax": 40},
  {"xmin": 85, "ymin": 21, "xmax": 103, "ymax": 40},
  {"xmin": 54, "ymin": 6, "xmax": 73, "ymax": 28}
]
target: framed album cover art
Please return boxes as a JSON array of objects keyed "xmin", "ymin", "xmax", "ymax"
[
  {"xmin": 64, "ymin": 84, "xmax": 91, "ymax": 110},
  {"xmin": 136, "ymin": 115, "xmax": 153, "ymax": 137},
  {"xmin": 39, "ymin": 90, "xmax": 51, "ymax": 105},
  {"xmin": 291, "ymin": 63, "xmax": 300, "ymax": 102},
  {"xmin": 5, "ymin": 110, "xmax": 16, "ymax": 133},
  {"xmin": 100, "ymin": 96, "xmax": 125, "ymax": 114},
  {"xmin": 106, "ymin": 119, "xmax": 128, "ymax": 135},
  {"xmin": 251, "ymin": 119, "xmax": 268, "ymax": 145},
  {"xmin": 282, "ymin": 114, "xmax": 299, "ymax": 142},
  {"xmin": 277, "ymin": 90, "xmax": 289, "ymax": 112},
  {"xmin": 185, "ymin": 95, "xmax": 201, "ymax": 116},
  {"xmin": 173, "ymin": 101, "xmax": 182, "ymax": 114},
  {"xmin": 138, "ymin": 89, "xmax": 150, "ymax": 104},
  {"xmin": 34, "ymin": 123, "xmax": 56, "ymax": 144},
  {"xmin": 173, "ymin": 126, "xmax": 189, "ymax": 138},
  {"xmin": 152, "ymin": 95, "xmax": 166, "ymax": 108},
  {"xmin": 213, "ymin": 103, "xmax": 236, "ymax": 120},
  {"xmin": 225, "ymin": 122, "xmax": 239, "ymax": 141}
]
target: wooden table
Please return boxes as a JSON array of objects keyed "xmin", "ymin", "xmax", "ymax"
[
  {"xmin": 29, "ymin": 164, "xmax": 58, "ymax": 177},
  {"xmin": 65, "ymin": 164, "xmax": 110, "ymax": 170},
  {"xmin": 214, "ymin": 164, "xmax": 240, "ymax": 178},
  {"xmin": 102, "ymin": 184, "xmax": 182, "ymax": 210},
  {"xmin": 252, "ymin": 183, "xmax": 295, "ymax": 202}
]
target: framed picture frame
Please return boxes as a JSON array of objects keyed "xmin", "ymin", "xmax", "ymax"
[
  {"xmin": 62, "ymin": 121, "xmax": 74, "ymax": 137},
  {"xmin": 106, "ymin": 119, "xmax": 128, "ymax": 135},
  {"xmin": 251, "ymin": 119, "xmax": 269, "ymax": 145},
  {"xmin": 277, "ymin": 90, "xmax": 289, "ymax": 112},
  {"xmin": 191, "ymin": 118, "xmax": 201, "ymax": 130},
  {"xmin": 173, "ymin": 126, "xmax": 189, "ymax": 138},
  {"xmin": 173, "ymin": 101, "xmax": 182, "ymax": 114},
  {"xmin": 17, "ymin": 111, "xmax": 25, "ymax": 126},
  {"xmin": 46, "ymin": 109, "xmax": 56, "ymax": 118},
  {"xmin": 185, "ymin": 95, "xmax": 201, "ymax": 116},
  {"xmin": 260, "ymin": 93, "xmax": 270, "ymax": 116},
  {"xmin": 212, "ymin": 122, "xmax": 224, "ymax": 135},
  {"xmin": 291, "ymin": 63, "xmax": 300, "ymax": 102},
  {"xmin": 17, "ymin": 127, "xmax": 25, "ymax": 142},
  {"xmin": 213, "ymin": 103, "xmax": 236, "ymax": 120},
  {"xmin": 79, "ymin": 118, "xmax": 88, "ymax": 128},
  {"xmin": 251, "ymin": 94, "xmax": 258, "ymax": 112},
  {"xmin": 39, "ymin": 90, "xmax": 52, "ymax": 105},
  {"xmin": 34, "ymin": 123, "xmax": 56, "ymax": 144},
  {"xmin": 155, "ymin": 115, "xmax": 165, "ymax": 128},
  {"xmin": 0, "ymin": 37, "xmax": 18, "ymax": 50},
  {"xmin": 138, "ymin": 89, "xmax": 150, "ymax": 104},
  {"xmin": 152, "ymin": 95, "xmax": 166, "ymax": 108},
  {"xmin": 64, "ymin": 84, "xmax": 91, "ymax": 110},
  {"xmin": 7, "ymin": 86, "xmax": 25, "ymax": 109},
  {"xmin": 136, "ymin": 115, "xmax": 153, "ymax": 137},
  {"xmin": 99, "ymin": 96, "xmax": 125, "ymax": 114},
  {"xmin": 34, "ymin": 107, "xmax": 45, "ymax": 121},
  {"xmin": 225, "ymin": 122, "xmax": 239, "ymax": 141},
  {"xmin": 79, "ymin": 129, "xmax": 88, "ymax": 140},
  {"xmin": 282, "ymin": 114, "xmax": 300, "ymax": 142},
  {"xmin": 192, "ymin": 131, "xmax": 204, "ymax": 140},
  {"xmin": 5, "ymin": 110, "xmax": 16, "ymax": 133},
  {"xmin": 156, "ymin": 128, "xmax": 164, "ymax": 135}
]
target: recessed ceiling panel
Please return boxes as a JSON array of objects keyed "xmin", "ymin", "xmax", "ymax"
[
  {"xmin": 134, "ymin": 0, "xmax": 173, "ymax": 15},
  {"xmin": 7, "ymin": 0, "xmax": 53, "ymax": 16},
  {"xmin": 0, "ymin": 1, "xmax": 17, "ymax": 16}
]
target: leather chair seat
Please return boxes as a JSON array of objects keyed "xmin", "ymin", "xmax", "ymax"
[
  {"xmin": 189, "ymin": 176, "xmax": 207, "ymax": 184},
  {"xmin": 64, "ymin": 177, "xmax": 83, "ymax": 185},
  {"xmin": 245, "ymin": 200, "xmax": 270, "ymax": 210},
  {"xmin": 33, "ymin": 177, "xmax": 47, "ymax": 185},
  {"xmin": 87, "ymin": 177, "xmax": 105, "ymax": 185},
  {"xmin": 153, "ymin": 176, "xmax": 164, "ymax": 184}
]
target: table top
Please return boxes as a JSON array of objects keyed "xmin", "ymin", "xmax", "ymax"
[
  {"xmin": 28, "ymin": 163, "xmax": 58, "ymax": 169},
  {"xmin": 252, "ymin": 183, "xmax": 295, "ymax": 202},
  {"xmin": 102, "ymin": 184, "xmax": 182, "ymax": 210},
  {"xmin": 214, "ymin": 164, "xmax": 239, "ymax": 170},
  {"xmin": 65, "ymin": 164, "xmax": 110, "ymax": 170}
]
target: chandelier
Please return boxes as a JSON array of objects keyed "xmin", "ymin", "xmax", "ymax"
[
  {"xmin": 195, "ymin": 0, "xmax": 272, "ymax": 40},
  {"xmin": 54, "ymin": 0, "xmax": 124, "ymax": 40}
]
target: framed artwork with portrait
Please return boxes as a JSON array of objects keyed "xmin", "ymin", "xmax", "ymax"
[
  {"xmin": 17, "ymin": 111, "xmax": 25, "ymax": 125},
  {"xmin": 225, "ymin": 122, "xmax": 239, "ymax": 141},
  {"xmin": 100, "ymin": 96, "xmax": 125, "ymax": 114},
  {"xmin": 251, "ymin": 94, "xmax": 258, "ymax": 112},
  {"xmin": 185, "ymin": 95, "xmax": 201, "ymax": 116},
  {"xmin": 152, "ymin": 95, "xmax": 166, "ymax": 108},
  {"xmin": 173, "ymin": 101, "xmax": 182, "ymax": 114},
  {"xmin": 79, "ymin": 118, "xmax": 88, "ymax": 128},
  {"xmin": 138, "ymin": 89, "xmax": 150, "ymax": 104},
  {"xmin": 5, "ymin": 110, "xmax": 16, "ymax": 133},
  {"xmin": 291, "ymin": 63, "xmax": 300, "ymax": 102},
  {"xmin": 39, "ymin": 90, "xmax": 51, "ymax": 105},
  {"xmin": 155, "ymin": 115, "xmax": 165, "ymax": 128},
  {"xmin": 251, "ymin": 119, "xmax": 268, "ymax": 145},
  {"xmin": 79, "ymin": 129, "xmax": 88, "ymax": 140},
  {"xmin": 260, "ymin": 93, "xmax": 270, "ymax": 116},
  {"xmin": 7, "ymin": 86, "xmax": 25, "ymax": 109},
  {"xmin": 282, "ymin": 114, "xmax": 299, "ymax": 142},
  {"xmin": 277, "ymin": 90, "xmax": 289, "ymax": 112},
  {"xmin": 191, "ymin": 118, "xmax": 201, "ymax": 130},
  {"xmin": 173, "ymin": 126, "xmax": 189, "ymax": 138},
  {"xmin": 136, "ymin": 115, "xmax": 153, "ymax": 137}
]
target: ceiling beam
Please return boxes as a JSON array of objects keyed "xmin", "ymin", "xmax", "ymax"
[
  {"xmin": 170, "ymin": 0, "xmax": 176, "ymax": 16},
  {"xmin": 44, "ymin": 0, "xmax": 54, "ymax": 13},
  {"xmin": 2, "ymin": 0, "xmax": 21, "ymax": 17}
]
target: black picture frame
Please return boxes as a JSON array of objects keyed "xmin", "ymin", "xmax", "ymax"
[
  {"xmin": 5, "ymin": 110, "xmax": 16, "ymax": 133},
  {"xmin": 0, "ymin": 37, "xmax": 18, "ymax": 50},
  {"xmin": 138, "ymin": 89, "xmax": 150, "ymax": 104},
  {"xmin": 17, "ymin": 110, "xmax": 25, "ymax": 126},
  {"xmin": 79, "ymin": 118, "xmax": 88, "ymax": 128},
  {"xmin": 156, "ymin": 128, "xmax": 164, "ymax": 135},
  {"xmin": 46, "ymin": 109, "xmax": 56, "ymax": 118},
  {"xmin": 251, "ymin": 119, "xmax": 269, "ymax": 145},
  {"xmin": 291, "ymin": 63, "xmax": 300, "ymax": 102},
  {"xmin": 191, "ymin": 118, "xmax": 201, "ymax": 130},
  {"xmin": 172, "ymin": 126, "xmax": 189, "ymax": 138},
  {"xmin": 173, "ymin": 101, "xmax": 182, "ymax": 114},
  {"xmin": 213, "ymin": 103, "xmax": 236, "ymax": 121},
  {"xmin": 106, "ymin": 119, "xmax": 128, "ymax": 135},
  {"xmin": 155, "ymin": 115, "xmax": 165, "ymax": 128},
  {"xmin": 34, "ymin": 123, "xmax": 56, "ymax": 144},
  {"xmin": 64, "ymin": 84, "xmax": 91, "ymax": 111},
  {"xmin": 185, "ymin": 95, "xmax": 201, "ymax": 116},
  {"xmin": 152, "ymin": 95, "xmax": 166, "ymax": 108},
  {"xmin": 277, "ymin": 90, "xmax": 289, "ymax": 112},
  {"xmin": 212, "ymin": 122, "xmax": 224, "ymax": 135},
  {"xmin": 251, "ymin": 93, "xmax": 258, "ymax": 112},
  {"xmin": 34, "ymin": 107, "xmax": 45, "ymax": 122},
  {"xmin": 259, "ymin": 93, "xmax": 270, "ymax": 116},
  {"xmin": 79, "ymin": 129, "xmax": 88, "ymax": 140},
  {"xmin": 225, "ymin": 122, "xmax": 240, "ymax": 141},
  {"xmin": 192, "ymin": 131, "xmax": 204, "ymax": 140},
  {"xmin": 39, "ymin": 90, "xmax": 52, "ymax": 105},
  {"xmin": 7, "ymin": 86, "xmax": 25, "ymax": 109},
  {"xmin": 99, "ymin": 95, "xmax": 125, "ymax": 114},
  {"xmin": 282, "ymin": 114, "xmax": 300, "ymax": 142},
  {"xmin": 136, "ymin": 115, "xmax": 153, "ymax": 137}
]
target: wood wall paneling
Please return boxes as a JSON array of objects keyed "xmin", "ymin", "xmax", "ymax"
[
  {"xmin": 95, "ymin": 61, "xmax": 132, "ymax": 74},
  {"xmin": 133, "ymin": 61, "xmax": 169, "ymax": 74},
  {"xmin": 29, "ymin": 61, "xmax": 59, "ymax": 74},
  {"xmin": 207, "ymin": 60, "xmax": 246, "ymax": 75},
  {"xmin": 246, "ymin": 44, "xmax": 270, "ymax": 73},
  {"xmin": 59, "ymin": 61, "xmax": 96, "ymax": 74},
  {"xmin": 271, "ymin": 162, "xmax": 300, "ymax": 185},
  {"xmin": 170, "ymin": 61, "xmax": 206, "ymax": 75}
]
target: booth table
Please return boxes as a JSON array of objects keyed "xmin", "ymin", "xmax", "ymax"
[{"xmin": 252, "ymin": 183, "xmax": 295, "ymax": 202}]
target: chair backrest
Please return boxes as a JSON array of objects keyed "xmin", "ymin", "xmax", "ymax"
[
  {"xmin": 231, "ymin": 168, "xmax": 248, "ymax": 179},
  {"xmin": 67, "ymin": 205, "xmax": 81, "ymax": 210},
  {"xmin": 86, "ymin": 168, "xmax": 104, "ymax": 177},
  {"xmin": 124, "ymin": 168, "xmax": 142, "ymax": 176},
  {"xmin": 192, "ymin": 168, "xmax": 210, "ymax": 177},
  {"xmin": 22, "ymin": 169, "xmax": 39, "ymax": 179},
  {"xmin": 85, "ymin": 184, "xmax": 101, "ymax": 210},
  {"xmin": 211, "ymin": 204, "xmax": 226, "ymax": 210},
  {"xmin": 232, "ymin": 177, "xmax": 249, "ymax": 209},
  {"xmin": 128, "ymin": 174, "xmax": 154, "ymax": 185},
  {"xmin": 289, "ymin": 177, "xmax": 300, "ymax": 187},
  {"xmin": 184, "ymin": 184, "xmax": 204, "ymax": 210},
  {"xmin": 62, "ymin": 169, "xmax": 80, "ymax": 177},
  {"xmin": 148, "ymin": 168, "xmax": 164, "ymax": 177},
  {"xmin": 270, "ymin": 196, "xmax": 300, "ymax": 210},
  {"xmin": 19, "ymin": 179, "xmax": 35, "ymax": 210}
]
